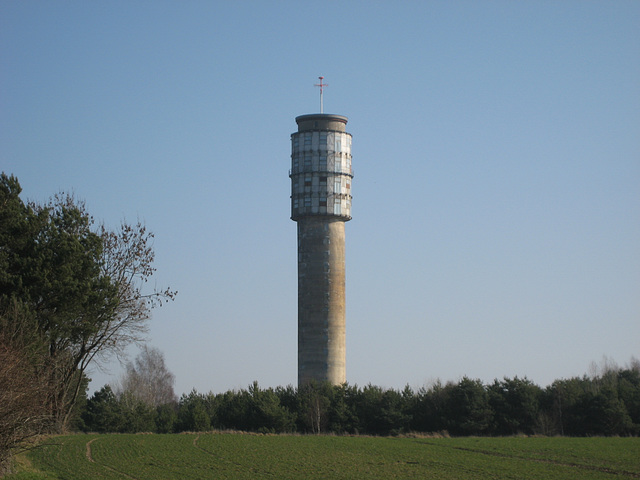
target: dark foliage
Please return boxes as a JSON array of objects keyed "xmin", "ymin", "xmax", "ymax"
[{"xmin": 80, "ymin": 364, "xmax": 640, "ymax": 437}]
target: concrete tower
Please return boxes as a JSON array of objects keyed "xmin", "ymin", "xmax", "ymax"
[{"xmin": 290, "ymin": 113, "xmax": 352, "ymax": 386}]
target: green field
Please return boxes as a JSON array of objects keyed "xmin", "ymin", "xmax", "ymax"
[{"xmin": 6, "ymin": 434, "xmax": 640, "ymax": 479}]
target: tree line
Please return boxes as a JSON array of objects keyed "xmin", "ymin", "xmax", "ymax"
[{"xmin": 80, "ymin": 359, "xmax": 640, "ymax": 437}]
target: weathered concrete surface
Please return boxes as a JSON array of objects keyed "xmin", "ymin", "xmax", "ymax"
[{"xmin": 297, "ymin": 218, "xmax": 346, "ymax": 385}]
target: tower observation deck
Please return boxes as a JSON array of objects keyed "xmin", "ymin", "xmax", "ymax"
[{"xmin": 290, "ymin": 113, "xmax": 352, "ymax": 386}]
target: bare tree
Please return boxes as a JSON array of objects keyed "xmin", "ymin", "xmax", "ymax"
[
  {"xmin": 117, "ymin": 345, "xmax": 177, "ymax": 407},
  {"xmin": 0, "ymin": 302, "xmax": 52, "ymax": 475},
  {"xmin": 40, "ymin": 212, "xmax": 177, "ymax": 430},
  {"xmin": 56, "ymin": 221, "xmax": 177, "ymax": 425}
]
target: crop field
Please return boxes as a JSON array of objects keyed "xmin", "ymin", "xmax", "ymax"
[{"xmin": 6, "ymin": 434, "xmax": 640, "ymax": 479}]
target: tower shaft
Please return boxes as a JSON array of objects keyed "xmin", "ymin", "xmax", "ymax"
[{"xmin": 297, "ymin": 218, "xmax": 346, "ymax": 385}]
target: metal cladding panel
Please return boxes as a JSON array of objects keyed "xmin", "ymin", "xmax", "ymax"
[{"xmin": 290, "ymin": 122, "xmax": 353, "ymax": 221}]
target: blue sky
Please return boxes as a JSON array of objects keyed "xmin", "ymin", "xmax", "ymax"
[{"xmin": 2, "ymin": 1, "xmax": 639, "ymax": 395}]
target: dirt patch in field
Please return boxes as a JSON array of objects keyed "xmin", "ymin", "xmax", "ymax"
[{"xmin": 85, "ymin": 437, "xmax": 97, "ymax": 463}]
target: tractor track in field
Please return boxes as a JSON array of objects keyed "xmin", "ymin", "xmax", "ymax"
[
  {"xmin": 416, "ymin": 440, "xmax": 640, "ymax": 478},
  {"xmin": 85, "ymin": 437, "xmax": 139, "ymax": 480}
]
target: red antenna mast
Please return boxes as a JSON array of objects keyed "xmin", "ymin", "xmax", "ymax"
[{"xmin": 314, "ymin": 76, "xmax": 328, "ymax": 113}]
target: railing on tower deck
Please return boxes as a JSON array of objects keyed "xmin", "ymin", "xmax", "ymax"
[
  {"xmin": 290, "ymin": 211, "xmax": 352, "ymax": 221},
  {"xmin": 289, "ymin": 168, "xmax": 354, "ymax": 177}
]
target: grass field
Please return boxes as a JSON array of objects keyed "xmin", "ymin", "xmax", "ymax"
[{"xmin": 6, "ymin": 434, "xmax": 640, "ymax": 479}]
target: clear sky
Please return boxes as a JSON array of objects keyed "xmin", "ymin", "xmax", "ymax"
[{"xmin": 2, "ymin": 1, "xmax": 639, "ymax": 396}]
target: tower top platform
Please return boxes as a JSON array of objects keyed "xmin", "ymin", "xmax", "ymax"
[{"xmin": 295, "ymin": 114, "xmax": 348, "ymax": 133}]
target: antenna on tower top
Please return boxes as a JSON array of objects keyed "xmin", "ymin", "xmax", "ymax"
[{"xmin": 314, "ymin": 76, "xmax": 328, "ymax": 113}]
